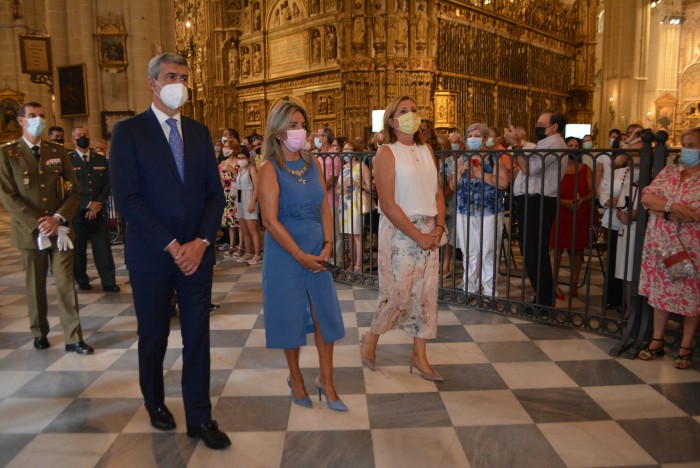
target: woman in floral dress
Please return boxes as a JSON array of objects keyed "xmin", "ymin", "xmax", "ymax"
[
  {"xmin": 336, "ymin": 145, "xmax": 371, "ymax": 272},
  {"xmin": 219, "ymin": 146, "xmax": 239, "ymax": 257},
  {"xmin": 638, "ymin": 127, "xmax": 700, "ymax": 369}
]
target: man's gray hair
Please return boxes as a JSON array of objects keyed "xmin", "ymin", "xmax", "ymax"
[{"xmin": 147, "ymin": 53, "xmax": 188, "ymax": 79}]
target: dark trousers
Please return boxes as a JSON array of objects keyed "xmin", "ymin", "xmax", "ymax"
[
  {"xmin": 515, "ymin": 194, "xmax": 557, "ymax": 306},
  {"xmin": 129, "ymin": 266, "xmax": 213, "ymax": 426},
  {"xmin": 73, "ymin": 217, "xmax": 116, "ymax": 288},
  {"xmin": 603, "ymin": 227, "xmax": 623, "ymax": 309}
]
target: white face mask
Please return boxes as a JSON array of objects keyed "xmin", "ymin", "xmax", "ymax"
[
  {"xmin": 155, "ymin": 81, "xmax": 188, "ymax": 110},
  {"xmin": 237, "ymin": 159, "xmax": 249, "ymax": 168},
  {"xmin": 221, "ymin": 136, "xmax": 227, "ymax": 145},
  {"xmin": 222, "ymin": 148, "xmax": 234, "ymax": 157}
]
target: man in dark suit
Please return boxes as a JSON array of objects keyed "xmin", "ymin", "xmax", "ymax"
[
  {"xmin": 110, "ymin": 54, "xmax": 229, "ymax": 450},
  {"xmin": 0, "ymin": 102, "xmax": 94, "ymax": 354},
  {"xmin": 69, "ymin": 126, "xmax": 119, "ymax": 293}
]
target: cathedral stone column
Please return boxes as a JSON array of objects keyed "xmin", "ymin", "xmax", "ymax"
[{"xmin": 601, "ymin": 0, "xmax": 650, "ymax": 134}]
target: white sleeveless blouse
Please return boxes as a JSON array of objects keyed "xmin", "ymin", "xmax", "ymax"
[{"xmin": 379, "ymin": 141, "xmax": 437, "ymax": 217}]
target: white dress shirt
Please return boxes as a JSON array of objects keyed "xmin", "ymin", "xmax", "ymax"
[
  {"xmin": 513, "ymin": 133, "xmax": 567, "ymax": 197},
  {"xmin": 151, "ymin": 103, "xmax": 182, "ymax": 142}
]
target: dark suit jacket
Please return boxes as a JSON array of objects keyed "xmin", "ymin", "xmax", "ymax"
[{"xmin": 109, "ymin": 107, "xmax": 225, "ymax": 273}]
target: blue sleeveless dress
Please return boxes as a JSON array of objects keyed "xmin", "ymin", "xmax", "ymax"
[{"xmin": 262, "ymin": 158, "xmax": 345, "ymax": 349}]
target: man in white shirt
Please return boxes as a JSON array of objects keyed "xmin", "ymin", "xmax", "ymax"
[{"xmin": 506, "ymin": 111, "xmax": 568, "ymax": 306}]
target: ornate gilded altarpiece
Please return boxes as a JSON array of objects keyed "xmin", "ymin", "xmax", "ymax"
[{"xmin": 174, "ymin": 0, "xmax": 596, "ymax": 140}]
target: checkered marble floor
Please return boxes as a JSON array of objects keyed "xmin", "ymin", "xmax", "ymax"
[{"xmin": 0, "ymin": 207, "xmax": 699, "ymax": 467}]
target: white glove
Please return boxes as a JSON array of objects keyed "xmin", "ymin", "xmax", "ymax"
[
  {"xmin": 37, "ymin": 234, "xmax": 51, "ymax": 250},
  {"xmin": 56, "ymin": 226, "xmax": 74, "ymax": 251}
]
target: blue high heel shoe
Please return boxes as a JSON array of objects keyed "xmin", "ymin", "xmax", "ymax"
[
  {"xmin": 314, "ymin": 377, "xmax": 348, "ymax": 412},
  {"xmin": 287, "ymin": 376, "xmax": 312, "ymax": 409}
]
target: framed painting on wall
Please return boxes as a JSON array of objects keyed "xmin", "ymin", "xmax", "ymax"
[
  {"xmin": 101, "ymin": 111, "xmax": 134, "ymax": 138},
  {"xmin": 57, "ymin": 64, "xmax": 88, "ymax": 117}
]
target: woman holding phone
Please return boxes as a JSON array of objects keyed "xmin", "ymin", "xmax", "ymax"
[{"xmin": 258, "ymin": 101, "xmax": 347, "ymax": 411}]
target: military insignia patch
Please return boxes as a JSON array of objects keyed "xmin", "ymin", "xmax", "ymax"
[
  {"xmin": 63, "ymin": 180, "xmax": 72, "ymax": 191},
  {"xmin": 46, "ymin": 158, "xmax": 62, "ymax": 167}
]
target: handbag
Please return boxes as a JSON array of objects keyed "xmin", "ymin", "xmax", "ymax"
[{"xmin": 661, "ymin": 236, "xmax": 695, "ymax": 280}]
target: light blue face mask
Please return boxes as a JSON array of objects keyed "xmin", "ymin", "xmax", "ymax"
[
  {"xmin": 680, "ymin": 148, "xmax": 700, "ymax": 167},
  {"xmin": 314, "ymin": 137, "xmax": 322, "ymax": 149},
  {"xmin": 467, "ymin": 137, "xmax": 483, "ymax": 151},
  {"xmin": 609, "ymin": 138, "xmax": 616, "ymax": 147},
  {"xmin": 485, "ymin": 137, "xmax": 494, "ymax": 148},
  {"xmin": 451, "ymin": 143, "xmax": 460, "ymax": 151},
  {"xmin": 343, "ymin": 155, "xmax": 351, "ymax": 162},
  {"xmin": 582, "ymin": 141, "xmax": 593, "ymax": 150},
  {"xmin": 26, "ymin": 116, "xmax": 46, "ymax": 137}
]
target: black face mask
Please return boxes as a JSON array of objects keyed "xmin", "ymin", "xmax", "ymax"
[
  {"xmin": 52, "ymin": 138, "xmax": 64, "ymax": 144},
  {"xmin": 535, "ymin": 127, "xmax": 548, "ymax": 141},
  {"xmin": 77, "ymin": 136, "xmax": 90, "ymax": 149}
]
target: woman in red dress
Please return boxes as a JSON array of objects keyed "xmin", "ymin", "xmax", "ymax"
[{"xmin": 550, "ymin": 137, "xmax": 594, "ymax": 300}]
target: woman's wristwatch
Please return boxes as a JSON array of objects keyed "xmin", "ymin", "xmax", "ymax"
[{"xmin": 663, "ymin": 200, "xmax": 673, "ymax": 220}]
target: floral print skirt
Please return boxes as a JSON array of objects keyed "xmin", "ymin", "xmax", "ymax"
[{"xmin": 370, "ymin": 214, "xmax": 439, "ymax": 339}]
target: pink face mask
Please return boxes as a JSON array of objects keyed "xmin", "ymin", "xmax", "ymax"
[{"xmin": 282, "ymin": 128, "xmax": 307, "ymax": 153}]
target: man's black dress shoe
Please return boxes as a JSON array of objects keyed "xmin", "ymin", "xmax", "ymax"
[
  {"xmin": 78, "ymin": 283, "xmax": 92, "ymax": 291},
  {"xmin": 148, "ymin": 406, "xmax": 176, "ymax": 431},
  {"xmin": 208, "ymin": 303, "xmax": 220, "ymax": 314},
  {"xmin": 103, "ymin": 285, "xmax": 121, "ymax": 293},
  {"xmin": 34, "ymin": 337, "xmax": 50, "ymax": 350},
  {"xmin": 187, "ymin": 420, "xmax": 231, "ymax": 449},
  {"xmin": 65, "ymin": 341, "xmax": 95, "ymax": 355}
]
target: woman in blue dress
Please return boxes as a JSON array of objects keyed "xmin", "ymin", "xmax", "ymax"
[{"xmin": 258, "ymin": 101, "xmax": 347, "ymax": 411}]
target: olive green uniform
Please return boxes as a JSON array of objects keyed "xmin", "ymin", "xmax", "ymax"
[
  {"xmin": 0, "ymin": 138, "xmax": 84, "ymax": 344},
  {"xmin": 69, "ymin": 149, "xmax": 117, "ymax": 289}
]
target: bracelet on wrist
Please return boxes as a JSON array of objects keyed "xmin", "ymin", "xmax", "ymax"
[{"xmin": 435, "ymin": 225, "xmax": 446, "ymax": 233}]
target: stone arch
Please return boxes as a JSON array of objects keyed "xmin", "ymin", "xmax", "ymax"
[{"xmin": 267, "ymin": 0, "xmax": 307, "ymax": 30}]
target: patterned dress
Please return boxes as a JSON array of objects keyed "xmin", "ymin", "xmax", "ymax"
[
  {"xmin": 219, "ymin": 162, "xmax": 238, "ymax": 228},
  {"xmin": 371, "ymin": 142, "xmax": 439, "ymax": 339},
  {"xmin": 639, "ymin": 165, "xmax": 700, "ymax": 316},
  {"xmin": 339, "ymin": 162, "xmax": 371, "ymax": 234}
]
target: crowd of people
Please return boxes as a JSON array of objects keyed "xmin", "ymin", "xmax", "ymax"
[{"xmin": 1, "ymin": 52, "xmax": 698, "ymax": 453}]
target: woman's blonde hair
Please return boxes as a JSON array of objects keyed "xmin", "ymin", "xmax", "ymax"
[
  {"xmin": 262, "ymin": 100, "xmax": 313, "ymax": 168},
  {"xmin": 382, "ymin": 95, "xmax": 424, "ymax": 145}
]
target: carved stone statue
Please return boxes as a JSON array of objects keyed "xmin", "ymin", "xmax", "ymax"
[
  {"xmin": 352, "ymin": 0, "xmax": 365, "ymax": 52},
  {"xmin": 292, "ymin": 2, "xmax": 301, "ymax": 19},
  {"xmin": 311, "ymin": 30, "xmax": 321, "ymax": 63},
  {"xmin": 228, "ymin": 42, "xmax": 239, "ymax": 84},
  {"xmin": 311, "ymin": 0, "xmax": 320, "ymax": 14},
  {"xmin": 327, "ymin": 95, "xmax": 334, "ymax": 114},
  {"xmin": 416, "ymin": 2, "xmax": 428, "ymax": 44},
  {"xmin": 241, "ymin": 47, "xmax": 250, "ymax": 77},
  {"xmin": 253, "ymin": 44, "xmax": 262, "ymax": 75},
  {"xmin": 243, "ymin": 0, "xmax": 251, "ymax": 33},
  {"xmin": 373, "ymin": 1, "xmax": 385, "ymax": 43},
  {"xmin": 325, "ymin": 26, "xmax": 337, "ymax": 60},
  {"xmin": 253, "ymin": 2, "xmax": 261, "ymax": 31},
  {"xmin": 273, "ymin": 9, "xmax": 280, "ymax": 27},
  {"xmin": 395, "ymin": 5, "xmax": 408, "ymax": 45}
]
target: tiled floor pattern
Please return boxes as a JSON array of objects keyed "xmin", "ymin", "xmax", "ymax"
[{"xmin": 0, "ymin": 206, "xmax": 699, "ymax": 467}]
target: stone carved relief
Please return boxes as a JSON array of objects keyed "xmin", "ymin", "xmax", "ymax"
[
  {"xmin": 317, "ymin": 95, "xmax": 334, "ymax": 114},
  {"xmin": 228, "ymin": 42, "xmax": 239, "ymax": 84},
  {"xmin": 247, "ymin": 104, "xmax": 260, "ymax": 122},
  {"xmin": 311, "ymin": 0, "xmax": 320, "ymax": 15},
  {"xmin": 394, "ymin": 1, "xmax": 408, "ymax": 45},
  {"xmin": 243, "ymin": 1, "xmax": 251, "ymax": 33},
  {"xmin": 271, "ymin": 0, "xmax": 304, "ymax": 28}
]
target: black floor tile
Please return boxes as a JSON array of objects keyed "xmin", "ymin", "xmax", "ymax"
[
  {"xmin": 433, "ymin": 325, "xmax": 473, "ymax": 343},
  {"xmin": 44, "ymin": 397, "xmax": 142, "ymax": 433},
  {"xmin": 513, "ymin": 387, "xmax": 612, "ymax": 423},
  {"xmin": 431, "ymin": 364, "xmax": 509, "ymax": 392},
  {"xmin": 618, "ymin": 417, "xmax": 700, "ymax": 464},
  {"xmin": 651, "ymin": 382, "xmax": 700, "ymax": 415},
  {"xmin": 367, "ymin": 393, "xmax": 451, "ymax": 429},
  {"xmin": 95, "ymin": 433, "xmax": 196, "ymax": 468},
  {"xmin": 516, "ymin": 323, "xmax": 585, "ymax": 341},
  {"xmin": 12, "ymin": 371, "xmax": 102, "ymax": 398},
  {"xmin": 0, "ymin": 434, "xmax": 36, "ymax": 466},
  {"xmin": 456, "ymin": 425, "xmax": 565, "ymax": 468},
  {"xmin": 477, "ymin": 341, "xmax": 551, "ymax": 363},
  {"xmin": 215, "ymin": 396, "xmax": 291, "ymax": 431},
  {"xmin": 557, "ymin": 359, "xmax": 645, "ymax": 387},
  {"xmin": 281, "ymin": 430, "xmax": 374, "ymax": 468}
]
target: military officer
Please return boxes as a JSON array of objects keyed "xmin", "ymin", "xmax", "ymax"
[
  {"xmin": 69, "ymin": 126, "xmax": 119, "ymax": 293},
  {"xmin": 0, "ymin": 102, "xmax": 94, "ymax": 354}
]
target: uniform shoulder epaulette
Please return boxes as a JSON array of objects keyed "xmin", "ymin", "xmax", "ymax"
[{"xmin": 0, "ymin": 141, "xmax": 18, "ymax": 150}]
